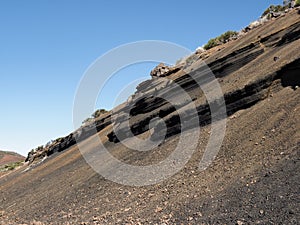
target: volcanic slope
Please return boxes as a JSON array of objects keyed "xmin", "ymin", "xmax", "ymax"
[{"xmin": 0, "ymin": 9, "xmax": 299, "ymax": 225}]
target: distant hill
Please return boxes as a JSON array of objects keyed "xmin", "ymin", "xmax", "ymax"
[{"xmin": 0, "ymin": 150, "xmax": 25, "ymax": 167}]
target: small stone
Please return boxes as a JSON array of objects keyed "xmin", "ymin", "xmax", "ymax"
[
  {"xmin": 155, "ymin": 207, "xmax": 163, "ymax": 213},
  {"xmin": 259, "ymin": 210, "xmax": 264, "ymax": 214},
  {"xmin": 196, "ymin": 212, "xmax": 202, "ymax": 217},
  {"xmin": 237, "ymin": 221, "xmax": 244, "ymax": 225},
  {"xmin": 229, "ymin": 115, "xmax": 237, "ymax": 119},
  {"xmin": 188, "ymin": 216, "xmax": 193, "ymax": 221}
]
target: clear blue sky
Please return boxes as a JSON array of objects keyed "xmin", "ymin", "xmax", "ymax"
[{"xmin": 0, "ymin": 0, "xmax": 282, "ymax": 156}]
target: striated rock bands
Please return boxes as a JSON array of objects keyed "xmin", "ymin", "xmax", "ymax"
[{"xmin": 26, "ymin": 9, "xmax": 300, "ymax": 163}]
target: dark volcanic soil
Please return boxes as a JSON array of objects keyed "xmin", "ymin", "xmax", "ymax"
[{"xmin": 0, "ymin": 9, "xmax": 300, "ymax": 225}]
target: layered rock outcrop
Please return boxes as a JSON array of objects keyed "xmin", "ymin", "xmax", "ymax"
[
  {"xmin": 150, "ymin": 63, "xmax": 182, "ymax": 77},
  {"xmin": 26, "ymin": 8, "xmax": 300, "ymax": 163},
  {"xmin": 107, "ymin": 11, "xmax": 300, "ymax": 143},
  {"xmin": 2, "ymin": 7, "xmax": 300, "ymax": 225}
]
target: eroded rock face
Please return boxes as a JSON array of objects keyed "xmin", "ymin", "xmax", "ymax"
[
  {"xmin": 150, "ymin": 63, "xmax": 182, "ymax": 77},
  {"xmin": 4, "ymin": 8, "xmax": 300, "ymax": 225},
  {"xmin": 150, "ymin": 63, "xmax": 170, "ymax": 77},
  {"xmin": 25, "ymin": 113, "xmax": 112, "ymax": 163},
  {"xmin": 26, "ymin": 9, "xmax": 300, "ymax": 163},
  {"xmin": 107, "ymin": 12, "xmax": 300, "ymax": 143}
]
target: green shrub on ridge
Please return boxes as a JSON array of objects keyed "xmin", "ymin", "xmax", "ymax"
[{"xmin": 204, "ymin": 31, "xmax": 238, "ymax": 50}]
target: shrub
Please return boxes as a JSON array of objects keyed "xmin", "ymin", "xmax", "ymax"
[
  {"xmin": 204, "ymin": 38, "xmax": 219, "ymax": 50},
  {"xmin": 262, "ymin": 7, "xmax": 271, "ymax": 17},
  {"xmin": 0, "ymin": 161, "xmax": 23, "ymax": 172},
  {"xmin": 82, "ymin": 109, "xmax": 108, "ymax": 125},
  {"xmin": 261, "ymin": 4, "xmax": 287, "ymax": 17},
  {"xmin": 56, "ymin": 137, "xmax": 63, "ymax": 142},
  {"xmin": 82, "ymin": 117, "xmax": 94, "ymax": 124},
  {"xmin": 203, "ymin": 30, "xmax": 238, "ymax": 50},
  {"xmin": 92, "ymin": 109, "xmax": 107, "ymax": 118},
  {"xmin": 218, "ymin": 31, "xmax": 238, "ymax": 43}
]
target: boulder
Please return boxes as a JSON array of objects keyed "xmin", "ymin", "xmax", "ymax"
[
  {"xmin": 150, "ymin": 63, "xmax": 182, "ymax": 78},
  {"xmin": 150, "ymin": 63, "xmax": 171, "ymax": 77}
]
